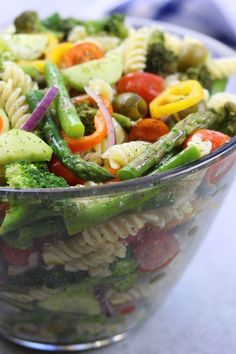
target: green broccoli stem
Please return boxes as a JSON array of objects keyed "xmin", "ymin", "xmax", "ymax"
[
  {"xmin": 45, "ymin": 62, "xmax": 85, "ymax": 138},
  {"xmin": 0, "ymin": 203, "xmax": 57, "ymax": 235},
  {"xmin": 118, "ymin": 112, "xmax": 217, "ymax": 180},
  {"xmin": 26, "ymin": 90, "xmax": 113, "ymax": 182},
  {"xmin": 4, "ymin": 217, "xmax": 67, "ymax": 249},
  {"xmin": 150, "ymin": 145, "xmax": 202, "ymax": 175}
]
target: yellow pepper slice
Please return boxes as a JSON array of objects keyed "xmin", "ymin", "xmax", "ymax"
[
  {"xmin": 150, "ymin": 80, "xmax": 204, "ymax": 118},
  {"xmin": 19, "ymin": 60, "xmax": 46, "ymax": 74},
  {"xmin": 46, "ymin": 42, "xmax": 74, "ymax": 67}
]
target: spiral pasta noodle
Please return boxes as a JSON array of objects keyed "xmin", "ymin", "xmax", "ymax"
[
  {"xmin": 123, "ymin": 26, "xmax": 152, "ymax": 73},
  {"xmin": 1, "ymin": 287, "xmax": 59, "ymax": 303},
  {"xmin": 0, "ymin": 79, "xmax": 31, "ymax": 128},
  {"xmin": 43, "ymin": 212, "xmax": 165, "ymax": 275},
  {"xmin": 102, "ymin": 141, "xmax": 150, "ymax": 169},
  {"xmin": 206, "ymin": 57, "xmax": 236, "ymax": 79},
  {"xmin": 80, "ymin": 151, "xmax": 103, "ymax": 165},
  {"xmin": 1, "ymin": 62, "xmax": 35, "ymax": 95}
]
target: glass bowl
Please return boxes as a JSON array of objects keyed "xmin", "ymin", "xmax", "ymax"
[{"xmin": 0, "ymin": 18, "xmax": 236, "ymax": 352}]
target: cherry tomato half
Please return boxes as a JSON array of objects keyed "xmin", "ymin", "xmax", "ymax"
[
  {"xmin": 117, "ymin": 72, "xmax": 165, "ymax": 104},
  {"xmin": 130, "ymin": 225, "xmax": 179, "ymax": 272},
  {"xmin": 0, "ymin": 240, "xmax": 30, "ymax": 267},
  {"xmin": 48, "ymin": 156, "xmax": 84, "ymax": 186},
  {"xmin": 128, "ymin": 118, "xmax": 169, "ymax": 143},
  {"xmin": 184, "ymin": 129, "xmax": 231, "ymax": 152}
]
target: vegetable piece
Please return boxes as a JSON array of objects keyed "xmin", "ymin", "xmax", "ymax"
[
  {"xmin": 207, "ymin": 154, "xmax": 236, "ymax": 185},
  {"xmin": 42, "ymin": 13, "xmax": 83, "ymax": 35},
  {"xmin": 46, "ymin": 42, "xmax": 74, "ymax": 67},
  {"xmin": 210, "ymin": 78, "xmax": 227, "ymax": 95},
  {"xmin": 62, "ymin": 110, "xmax": 107, "ymax": 152},
  {"xmin": 117, "ymin": 72, "xmax": 165, "ymax": 104},
  {"xmin": 0, "ymin": 129, "xmax": 52, "ymax": 164},
  {"xmin": 128, "ymin": 118, "xmax": 169, "ymax": 143},
  {"xmin": 113, "ymin": 273, "xmax": 138, "ymax": 292},
  {"xmin": 118, "ymin": 111, "xmax": 217, "ymax": 180},
  {"xmin": 0, "ymin": 240, "xmax": 30, "ymax": 267},
  {"xmin": 85, "ymin": 87, "xmax": 114, "ymax": 148},
  {"xmin": 48, "ymin": 156, "xmax": 84, "ymax": 186},
  {"xmin": 61, "ymin": 42, "xmax": 104, "ymax": 68},
  {"xmin": 111, "ymin": 258, "xmax": 138, "ymax": 276},
  {"xmin": 5, "ymin": 161, "xmax": 68, "ymax": 189},
  {"xmin": 113, "ymin": 93, "xmax": 148, "ymax": 121},
  {"xmin": 62, "ymin": 53, "xmax": 123, "ymax": 91},
  {"xmin": 214, "ymin": 102, "xmax": 236, "ymax": 137},
  {"xmin": 14, "ymin": 11, "xmax": 48, "ymax": 34},
  {"xmin": 178, "ymin": 43, "xmax": 208, "ymax": 71},
  {"xmin": 27, "ymin": 90, "xmax": 113, "ymax": 182},
  {"xmin": 112, "ymin": 113, "xmax": 135, "ymax": 130},
  {"xmin": 150, "ymin": 80, "xmax": 204, "ymax": 118},
  {"xmin": 0, "ymin": 34, "xmax": 48, "ymax": 60},
  {"xmin": 180, "ymin": 65, "xmax": 212, "ymax": 90},
  {"xmin": 45, "ymin": 62, "xmax": 85, "ymax": 138},
  {"xmin": 146, "ymin": 30, "xmax": 178, "ymax": 76},
  {"xmin": 21, "ymin": 86, "xmax": 58, "ymax": 132},
  {"xmin": 184, "ymin": 129, "xmax": 231, "ymax": 152},
  {"xmin": 131, "ymin": 225, "xmax": 179, "ymax": 272},
  {"xmin": 0, "ymin": 109, "xmax": 10, "ymax": 134},
  {"xmin": 150, "ymin": 145, "xmax": 203, "ymax": 175},
  {"xmin": 75, "ymin": 102, "xmax": 97, "ymax": 135}
]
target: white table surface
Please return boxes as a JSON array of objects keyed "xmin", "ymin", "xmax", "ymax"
[{"xmin": 0, "ymin": 179, "xmax": 235, "ymax": 354}]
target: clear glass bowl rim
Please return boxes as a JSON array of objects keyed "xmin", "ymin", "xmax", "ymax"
[{"xmin": 0, "ymin": 17, "xmax": 236, "ymax": 199}]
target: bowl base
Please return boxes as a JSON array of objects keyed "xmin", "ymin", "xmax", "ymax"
[{"xmin": 0, "ymin": 331, "xmax": 128, "ymax": 352}]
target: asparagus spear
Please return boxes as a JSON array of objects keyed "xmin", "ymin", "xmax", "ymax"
[
  {"xmin": 27, "ymin": 90, "xmax": 113, "ymax": 182},
  {"xmin": 150, "ymin": 145, "xmax": 202, "ymax": 175},
  {"xmin": 45, "ymin": 62, "xmax": 85, "ymax": 138},
  {"xmin": 118, "ymin": 111, "xmax": 217, "ymax": 180}
]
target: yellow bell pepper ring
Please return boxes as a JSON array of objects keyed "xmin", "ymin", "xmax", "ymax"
[
  {"xmin": 150, "ymin": 80, "xmax": 204, "ymax": 118},
  {"xmin": 46, "ymin": 42, "xmax": 74, "ymax": 67}
]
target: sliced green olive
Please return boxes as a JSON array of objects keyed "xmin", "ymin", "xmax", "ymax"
[
  {"xmin": 178, "ymin": 43, "xmax": 208, "ymax": 71},
  {"xmin": 113, "ymin": 93, "xmax": 148, "ymax": 121}
]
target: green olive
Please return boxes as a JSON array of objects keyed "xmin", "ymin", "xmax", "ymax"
[
  {"xmin": 113, "ymin": 93, "xmax": 148, "ymax": 121},
  {"xmin": 178, "ymin": 43, "xmax": 208, "ymax": 71}
]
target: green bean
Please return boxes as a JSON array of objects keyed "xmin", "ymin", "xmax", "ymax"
[
  {"xmin": 27, "ymin": 90, "xmax": 113, "ymax": 182},
  {"xmin": 45, "ymin": 62, "xmax": 85, "ymax": 138}
]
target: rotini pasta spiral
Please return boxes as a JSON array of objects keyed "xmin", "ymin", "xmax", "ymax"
[
  {"xmin": 43, "ymin": 212, "xmax": 165, "ymax": 275},
  {"xmin": 1, "ymin": 287, "xmax": 59, "ymax": 303},
  {"xmin": 123, "ymin": 26, "xmax": 152, "ymax": 73},
  {"xmin": 0, "ymin": 62, "xmax": 36, "ymax": 128},
  {"xmin": 102, "ymin": 141, "xmax": 150, "ymax": 169},
  {"xmin": 87, "ymin": 79, "xmax": 114, "ymax": 101},
  {"xmin": 2, "ymin": 62, "xmax": 35, "ymax": 95},
  {"xmin": 80, "ymin": 151, "xmax": 103, "ymax": 165},
  {"xmin": 206, "ymin": 57, "xmax": 236, "ymax": 79},
  {"xmin": 0, "ymin": 79, "xmax": 31, "ymax": 128}
]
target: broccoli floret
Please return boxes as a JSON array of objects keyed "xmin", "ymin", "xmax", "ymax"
[
  {"xmin": 42, "ymin": 13, "xmax": 128, "ymax": 39},
  {"xmin": 215, "ymin": 102, "xmax": 236, "ymax": 136},
  {"xmin": 180, "ymin": 65, "xmax": 212, "ymax": 90},
  {"xmin": 14, "ymin": 11, "xmax": 46, "ymax": 34},
  {"xmin": 111, "ymin": 258, "xmax": 138, "ymax": 276},
  {"xmin": 146, "ymin": 30, "xmax": 178, "ymax": 76},
  {"xmin": 42, "ymin": 13, "xmax": 83, "ymax": 36},
  {"xmin": 76, "ymin": 102, "xmax": 97, "ymax": 135},
  {"xmin": 101, "ymin": 14, "xmax": 129, "ymax": 39},
  {"xmin": 113, "ymin": 273, "xmax": 138, "ymax": 293},
  {"xmin": 5, "ymin": 161, "xmax": 68, "ymax": 189}
]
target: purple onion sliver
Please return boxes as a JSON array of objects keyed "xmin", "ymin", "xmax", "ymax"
[
  {"xmin": 84, "ymin": 86, "xmax": 115, "ymax": 147},
  {"xmin": 225, "ymin": 75, "xmax": 236, "ymax": 94},
  {"xmin": 21, "ymin": 86, "xmax": 59, "ymax": 132}
]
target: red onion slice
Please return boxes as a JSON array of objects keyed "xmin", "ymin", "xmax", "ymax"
[
  {"xmin": 22, "ymin": 86, "xmax": 58, "ymax": 132},
  {"xmin": 84, "ymin": 86, "xmax": 115, "ymax": 147}
]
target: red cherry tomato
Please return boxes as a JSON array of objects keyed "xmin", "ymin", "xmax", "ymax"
[
  {"xmin": 184, "ymin": 129, "xmax": 231, "ymax": 151},
  {"xmin": 0, "ymin": 241, "xmax": 30, "ymax": 267},
  {"xmin": 48, "ymin": 156, "xmax": 84, "ymax": 186},
  {"xmin": 128, "ymin": 118, "xmax": 169, "ymax": 143},
  {"xmin": 117, "ymin": 304, "xmax": 136, "ymax": 316},
  {"xmin": 117, "ymin": 72, "xmax": 165, "ymax": 104},
  {"xmin": 131, "ymin": 225, "xmax": 179, "ymax": 272}
]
